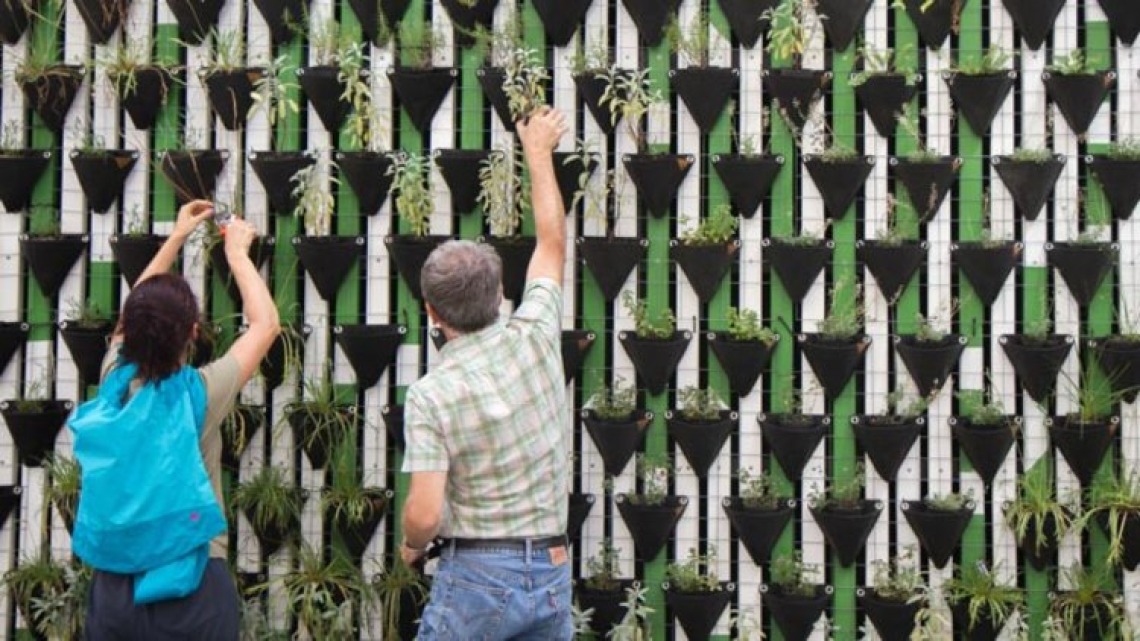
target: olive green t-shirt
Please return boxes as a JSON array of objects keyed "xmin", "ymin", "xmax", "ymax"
[{"xmin": 99, "ymin": 344, "xmax": 243, "ymax": 558}]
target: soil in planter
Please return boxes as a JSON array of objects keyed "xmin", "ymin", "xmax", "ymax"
[
  {"xmin": 1043, "ymin": 72, "xmax": 1115, "ymax": 137},
  {"xmin": 0, "ymin": 150, "xmax": 51, "ymax": 212},
  {"xmin": 711, "ymin": 154, "xmax": 783, "ymax": 219},
  {"xmin": 619, "ymin": 331, "xmax": 691, "ymax": 395},
  {"xmin": 1048, "ymin": 416, "xmax": 1117, "ymax": 487},
  {"xmin": 615, "ymin": 494, "xmax": 687, "ymax": 561},
  {"xmin": 623, "ymin": 153, "xmax": 694, "ymax": 219},
  {"xmin": 665, "ymin": 585, "xmax": 734, "ymax": 641},
  {"xmin": 855, "ymin": 74, "xmax": 918, "ymax": 138},
  {"xmin": 706, "ymin": 332, "xmax": 777, "ymax": 397},
  {"xmin": 666, "ymin": 410, "xmax": 735, "ymax": 477},
  {"xmin": 764, "ymin": 238, "xmax": 833, "ymax": 304},
  {"xmin": 0, "ymin": 321, "xmax": 29, "ymax": 375},
  {"xmin": 581, "ymin": 409, "xmax": 653, "ymax": 477},
  {"xmin": 999, "ymin": 334, "xmax": 1073, "ymax": 404},
  {"xmin": 799, "ymin": 334, "xmax": 870, "ymax": 401},
  {"xmin": 293, "ymin": 236, "xmax": 364, "ymax": 302},
  {"xmin": 1046, "ymin": 242, "xmax": 1116, "ymax": 307},
  {"xmin": 859, "ymin": 589, "xmax": 921, "ymax": 641},
  {"xmin": 895, "ymin": 334, "xmax": 966, "ymax": 398},
  {"xmin": 950, "ymin": 417, "xmax": 1018, "ymax": 486},
  {"xmin": 811, "ymin": 501, "xmax": 882, "ymax": 567},
  {"xmin": 531, "ymin": 0, "xmax": 592, "ymax": 47},
  {"xmin": 758, "ymin": 414, "xmax": 828, "ymax": 482},
  {"xmin": 1, "ymin": 400, "xmax": 72, "ymax": 467},
  {"xmin": 851, "ymin": 415, "xmax": 923, "ymax": 482},
  {"xmin": 435, "ymin": 149, "xmax": 493, "ymax": 215},
  {"xmin": 803, "ymin": 155, "xmax": 873, "ymax": 220},
  {"xmin": 946, "ymin": 71, "xmax": 1016, "ymax": 137},
  {"xmin": 992, "ymin": 155, "xmax": 1065, "ymax": 221},
  {"xmin": 952, "ymin": 242, "xmax": 1021, "ymax": 308},
  {"xmin": 333, "ymin": 324, "xmax": 404, "ymax": 389},
  {"xmin": 902, "ymin": 501, "xmax": 973, "ymax": 568},
  {"xmin": 577, "ymin": 236, "xmax": 648, "ymax": 302},
  {"xmin": 69, "ymin": 149, "xmax": 138, "ymax": 214},
  {"xmin": 670, "ymin": 240, "xmax": 738, "ymax": 302},
  {"xmin": 336, "ymin": 150, "xmax": 395, "ymax": 216},
  {"xmin": 722, "ymin": 497, "xmax": 794, "ymax": 565}
]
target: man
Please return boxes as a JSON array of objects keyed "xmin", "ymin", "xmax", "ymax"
[{"xmin": 400, "ymin": 107, "xmax": 572, "ymax": 640}]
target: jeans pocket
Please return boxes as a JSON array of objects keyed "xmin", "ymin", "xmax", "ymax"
[{"xmin": 419, "ymin": 572, "xmax": 511, "ymax": 641}]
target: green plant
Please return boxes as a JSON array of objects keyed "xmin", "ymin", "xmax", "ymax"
[
  {"xmin": 469, "ymin": 11, "xmax": 524, "ymax": 68},
  {"xmin": 11, "ymin": 368, "xmax": 53, "ymax": 412},
  {"xmin": 675, "ymin": 386, "xmax": 725, "ymax": 422},
  {"xmin": 955, "ymin": 388, "xmax": 1007, "ymax": 426},
  {"xmin": 924, "ymin": 490, "xmax": 972, "ymax": 511},
  {"xmin": 621, "ymin": 290, "xmax": 676, "ymax": 340},
  {"xmin": 308, "ymin": 18, "xmax": 353, "ymax": 67},
  {"xmin": 42, "ymin": 453, "xmax": 80, "ymax": 528},
  {"xmin": 220, "ymin": 405, "xmax": 261, "ymax": 464},
  {"xmin": 397, "ymin": 20, "xmax": 444, "ymax": 70},
  {"xmin": 389, "ymin": 152, "xmax": 433, "ymax": 237},
  {"xmin": 942, "ymin": 563, "xmax": 1024, "ymax": 632},
  {"xmin": 231, "ymin": 465, "xmax": 304, "ymax": 536},
  {"xmin": 869, "ymin": 547, "xmax": 924, "ymax": 602},
  {"xmin": 952, "ymin": 45, "xmax": 1014, "ymax": 75},
  {"xmin": 97, "ymin": 38, "xmax": 170, "ymax": 101},
  {"xmin": 665, "ymin": 12, "xmax": 724, "ymax": 68},
  {"xmin": 569, "ymin": 32, "xmax": 610, "ymax": 75},
  {"xmin": 501, "ymin": 46, "xmax": 549, "ymax": 122},
  {"xmin": 26, "ymin": 205, "xmax": 62, "ymax": 237},
  {"xmin": 1104, "ymin": 138, "xmax": 1140, "ymax": 160},
  {"xmin": 761, "ymin": 0, "xmax": 815, "ymax": 69},
  {"xmin": 250, "ymin": 54, "xmax": 299, "ymax": 128},
  {"xmin": 374, "ymin": 558, "xmax": 429, "ymax": 641},
  {"xmin": 1084, "ymin": 469, "xmax": 1140, "ymax": 567},
  {"xmin": 65, "ymin": 297, "xmax": 111, "ymax": 329},
  {"xmin": 678, "ymin": 203, "xmax": 738, "ymax": 245},
  {"xmin": 286, "ymin": 374, "xmax": 357, "ymax": 457},
  {"xmin": 3, "ymin": 553, "xmax": 68, "ymax": 634},
  {"xmin": 1049, "ymin": 563, "xmax": 1130, "ymax": 640},
  {"xmin": 478, "ymin": 145, "xmax": 527, "ymax": 238},
  {"xmin": 726, "ymin": 307, "xmax": 777, "ymax": 344},
  {"xmin": 290, "ymin": 162, "xmax": 338, "ymax": 236},
  {"xmin": 665, "ymin": 546, "xmax": 721, "ymax": 592},
  {"xmin": 1047, "ymin": 50, "xmax": 1103, "ymax": 76},
  {"xmin": 850, "ymin": 43, "xmax": 919, "ymax": 87},
  {"xmin": 68, "ymin": 119, "xmax": 107, "ymax": 153},
  {"xmin": 586, "ymin": 376, "xmax": 637, "ymax": 421},
  {"xmin": 0, "ymin": 120, "xmax": 23, "ymax": 152},
  {"xmin": 598, "ymin": 65, "xmax": 664, "ymax": 153},
  {"xmin": 896, "ymin": 102, "xmax": 942, "ymax": 161},
  {"xmin": 608, "ymin": 584, "xmax": 653, "ymax": 641},
  {"xmin": 1004, "ymin": 464, "xmax": 1075, "ymax": 560},
  {"xmin": 323, "ymin": 434, "xmax": 388, "ymax": 526},
  {"xmin": 201, "ymin": 29, "xmax": 246, "ymax": 75},
  {"xmin": 15, "ymin": 16, "xmax": 64, "ymax": 85},
  {"xmin": 810, "ymin": 464, "xmax": 865, "ymax": 510},
  {"xmin": 1009, "ymin": 147, "xmax": 1055, "ymax": 163},
  {"xmin": 883, "ymin": 388, "xmax": 929, "ymax": 419},
  {"xmin": 817, "ymin": 278, "xmax": 864, "ymax": 341},
  {"xmin": 29, "ymin": 559, "xmax": 90, "ymax": 640},
  {"xmin": 1075, "ymin": 225, "xmax": 1109, "ymax": 244},
  {"xmin": 584, "ymin": 539, "xmax": 622, "ymax": 591},
  {"xmin": 769, "ymin": 552, "xmax": 819, "ymax": 597},
  {"xmin": 340, "ymin": 42, "xmax": 382, "ymax": 150},
  {"xmin": 737, "ymin": 467, "xmax": 781, "ymax": 510},
  {"xmin": 774, "ymin": 221, "xmax": 828, "ymax": 246},
  {"xmin": 279, "ymin": 544, "xmax": 367, "ymax": 639},
  {"xmin": 874, "ymin": 195, "xmax": 917, "ymax": 246},
  {"xmin": 628, "ymin": 453, "xmax": 670, "ymax": 506}
]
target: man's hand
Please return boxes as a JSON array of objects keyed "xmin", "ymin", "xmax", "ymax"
[
  {"xmin": 223, "ymin": 218, "xmax": 257, "ymax": 260},
  {"xmin": 400, "ymin": 540, "xmax": 427, "ymax": 567},
  {"xmin": 517, "ymin": 107, "xmax": 567, "ymax": 159},
  {"xmin": 172, "ymin": 199, "xmax": 215, "ymax": 239}
]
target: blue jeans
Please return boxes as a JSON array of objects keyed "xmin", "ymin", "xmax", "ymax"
[{"xmin": 416, "ymin": 541, "xmax": 573, "ymax": 641}]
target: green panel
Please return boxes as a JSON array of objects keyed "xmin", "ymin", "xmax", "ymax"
[
  {"xmin": 335, "ymin": 6, "xmax": 364, "ymax": 324},
  {"xmin": 893, "ymin": 5, "xmax": 921, "ymax": 337},
  {"xmin": 153, "ymin": 24, "xmax": 182, "ymax": 224}
]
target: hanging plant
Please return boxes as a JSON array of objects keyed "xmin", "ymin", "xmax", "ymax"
[
  {"xmin": 851, "ymin": 390, "xmax": 927, "ymax": 482},
  {"xmin": 1086, "ymin": 139, "xmax": 1140, "ymax": 221},
  {"xmin": 716, "ymin": 0, "xmax": 778, "ymax": 48},
  {"xmin": 232, "ymin": 465, "xmax": 306, "ymax": 556},
  {"xmin": 42, "ymin": 453, "xmax": 79, "ymax": 533},
  {"xmin": 1047, "ymin": 364, "xmax": 1124, "ymax": 487},
  {"xmin": 707, "ymin": 306, "xmax": 778, "ymax": 397},
  {"xmin": 249, "ymin": 150, "xmax": 315, "ymax": 215},
  {"xmin": 21, "ymin": 219, "xmax": 89, "ymax": 300},
  {"xmin": 721, "ymin": 467, "xmax": 794, "ymax": 566},
  {"xmin": 220, "ymin": 404, "xmax": 264, "ymax": 470},
  {"xmin": 1082, "ymin": 469, "xmax": 1140, "ymax": 570},
  {"xmin": 619, "ymin": 0, "xmax": 680, "ymax": 46},
  {"xmin": 581, "ymin": 376, "xmax": 652, "ymax": 477},
  {"xmin": 950, "ymin": 387, "xmax": 1019, "ymax": 487},
  {"xmin": 1047, "ymin": 564, "xmax": 1131, "ymax": 641},
  {"xmin": 899, "ymin": 0, "xmax": 967, "ymax": 51},
  {"xmin": 665, "ymin": 387, "xmax": 735, "ymax": 478},
  {"xmin": 158, "ymin": 134, "xmax": 228, "ymax": 205},
  {"xmin": 615, "ymin": 454, "xmax": 687, "ymax": 561},
  {"xmin": 0, "ymin": 321, "xmax": 29, "ymax": 375},
  {"xmin": 1089, "ymin": 321, "xmax": 1140, "ymax": 403},
  {"xmin": 279, "ymin": 544, "xmax": 366, "ymax": 638},
  {"xmin": 807, "ymin": 465, "xmax": 882, "ymax": 567},
  {"xmin": 762, "ymin": 552, "xmax": 832, "ymax": 641},
  {"xmin": 896, "ymin": 307, "xmax": 966, "ymax": 397},
  {"xmin": 434, "ymin": 148, "xmax": 493, "ymax": 215},
  {"xmin": 333, "ymin": 324, "xmax": 405, "ymax": 389},
  {"xmin": 1096, "ymin": 0, "xmax": 1140, "ymax": 46},
  {"xmin": 999, "ymin": 317, "xmax": 1072, "ymax": 404},
  {"xmin": 944, "ymin": 45, "xmax": 1017, "ymax": 136},
  {"xmin": 164, "ymin": 0, "xmax": 224, "ymax": 44},
  {"xmin": 0, "ymin": 121, "xmax": 51, "ymax": 213},
  {"xmin": 289, "ymin": 162, "xmax": 364, "ymax": 302},
  {"xmin": 0, "ymin": 0, "xmax": 32, "ymax": 45},
  {"xmin": 284, "ymin": 375, "xmax": 357, "ymax": 469},
  {"xmin": 992, "ymin": 148, "xmax": 1065, "ymax": 221},
  {"xmin": 1046, "ymin": 227, "xmax": 1117, "ymax": 307},
  {"xmin": 58, "ymin": 297, "xmax": 114, "ymax": 385},
  {"xmin": 386, "ymin": 153, "xmax": 448, "ymax": 301},
  {"xmin": 388, "ymin": 21, "xmax": 455, "ymax": 135},
  {"xmin": 2, "ymin": 554, "xmax": 89, "ymax": 640},
  {"xmin": 67, "ymin": 125, "xmax": 138, "ymax": 215},
  {"xmin": 764, "ymin": 230, "xmax": 833, "ymax": 304},
  {"xmin": 671, "ymin": 203, "xmax": 739, "ymax": 302},
  {"xmin": 1042, "ymin": 50, "xmax": 1115, "ymax": 138},
  {"xmin": 198, "ymin": 30, "xmax": 264, "ymax": 131},
  {"xmin": 575, "ymin": 540, "xmax": 634, "ymax": 638},
  {"xmin": 97, "ymin": 39, "xmax": 179, "ymax": 131},
  {"xmin": 858, "ymin": 548, "xmax": 928, "ymax": 641},
  {"xmin": 943, "ymin": 563, "xmax": 1024, "ymax": 640},
  {"xmin": 1003, "ymin": 462, "xmax": 1075, "ymax": 571},
  {"xmin": 951, "ymin": 233, "xmax": 1022, "ymax": 308},
  {"xmin": 761, "ymin": 0, "xmax": 830, "ymax": 133},
  {"xmin": 711, "ymin": 112, "xmax": 783, "ymax": 219},
  {"xmin": 346, "ymin": 0, "xmax": 406, "ymax": 45},
  {"xmin": 478, "ymin": 144, "xmax": 535, "ymax": 304},
  {"xmin": 757, "ymin": 397, "xmax": 828, "ymax": 482},
  {"xmin": 570, "ymin": 39, "xmax": 620, "ymax": 135},
  {"xmin": 297, "ymin": 20, "xmax": 356, "ymax": 133},
  {"xmin": 800, "ymin": 278, "xmax": 870, "ymax": 400},
  {"xmin": 665, "ymin": 12, "xmax": 737, "ymax": 133},
  {"xmin": 901, "ymin": 491, "xmax": 974, "ymax": 569},
  {"xmin": 850, "ymin": 43, "xmax": 920, "ymax": 138},
  {"xmin": 336, "ymin": 149, "xmax": 396, "ymax": 217},
  {"xmin": 1, "ymin": 370, "xmax": 72, "ymax": 468},
  {"xmin": 618, "ymin": 290, "xmax": 690, "ymax": 395},
  {"xmin": 322, "ymin": 436, "xmax": 391, "ymax": 564},
  {"xmin": 663, "ymin": 546, "xmax": 734, "ymax": 641}
]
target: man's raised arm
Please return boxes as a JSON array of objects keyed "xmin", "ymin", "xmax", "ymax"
[{"xmin": 517, "ymin": 107, "xmax": 568, "ymax": 286}]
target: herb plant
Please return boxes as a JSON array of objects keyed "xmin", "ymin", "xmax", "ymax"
[
  {"xmin": 726, "ymin": 307, "xmax": 777, "ymax": 344},
  {"xmin": 389, "ymin": 152, "xmax": 434, "ymax": 237},
  {"xmin": 678, "ymin": 203, "xmax": 738, "ymax": 246},
  {"xmin": 675, "ymin": 386, "xmax": 725, "ymax": 421},
  {"xmin": 621, "ymin": 290, "xmax": 676, "ymax": 340},
  {"xmin": 665, "ymin": 547, "xmax": 721, "ymax": 592}
]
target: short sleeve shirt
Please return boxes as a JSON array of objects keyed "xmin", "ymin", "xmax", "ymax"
[
  {"xmin": 100, "ymin": 344, "xmax": 243, "ymax": 558},
  {"xmin": 402, "ymin": 278, "xmax": 569, "ymax": 538}
]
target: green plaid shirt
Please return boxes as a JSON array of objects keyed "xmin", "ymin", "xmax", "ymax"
[{"xmin": 403, "ymin": 278, "xmax": 569, "ymax": 538}]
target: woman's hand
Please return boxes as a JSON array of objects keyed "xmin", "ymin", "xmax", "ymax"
[
  {"xmin": 172, "ymin": 200, "xmax": 215, "ymax": 239},
  {"xmin": 223, "ymin": 218, "xmax": 257, "ymax": 260}
]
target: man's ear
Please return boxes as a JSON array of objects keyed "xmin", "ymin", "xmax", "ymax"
[{"xmin": 424, "ymin": 303, "xmax": 440, "ymax": 326}]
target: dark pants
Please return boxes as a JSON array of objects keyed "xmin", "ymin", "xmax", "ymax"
[{"xmin": 85, "ymin": 558, "xmax": 239, "ymax": 641}]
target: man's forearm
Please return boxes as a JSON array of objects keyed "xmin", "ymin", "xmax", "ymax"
[{"xmin": 526, "ymin": 150, "xmax": 565, "ymax": 251}]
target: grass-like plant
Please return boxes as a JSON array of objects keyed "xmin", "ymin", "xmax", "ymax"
[
  {"xmin": 231, "ymin": 465, "xmax": 304, "ymax": 538},
  {"xmin": 942, "ymin": 563, "xmax": 1024, "ymax": 633}
]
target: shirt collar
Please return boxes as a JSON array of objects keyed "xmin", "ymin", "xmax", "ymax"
[{"xmin": 438, "ymin": 321, "xmax": 503, "ymax": 361}]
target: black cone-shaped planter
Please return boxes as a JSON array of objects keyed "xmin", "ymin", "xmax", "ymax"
[
  {"xmin": 950, "ymin": 416, "xmax": 1019, "ymax": 486},
  {"xmin": 671, "ymin": 67, "xmax": 737, "ymax": 132},
  {"xmin": 287, "ymin": 406, "xmax": 354, "ymax": 469},
  {"xmin": 552, "ymin": 151, "xmax": 597, "ymax": 214},
  {"xmin": 561, "ymin": 329, "xmax": 595, "ymax": 385},
  {"xmin": 251, "ymin": 0, "xmax": 309, "ymax": 44},
  {"xmin": 764, "ymin": 69, "xmax": 830, "ymax": 133},
  {"xmin": 259, "ymin": 323, "xmax": 310, "ymax": 390},
  {"xmin": 475, "ymin": 67, "xmax": 513, "ymax": 130},
  {"xmin": 892, "ymin": 156, "xmax": 960, "ymax": 222},
  {"xmin": 119, "ymin": 67, "xmax": 175, "ymax": 130},
  {"xmin": 581, "ymin": 409, "xmax": 653, "ymax": 477},
  {"xmin": 22, "ymin": 66, "xmax": 84, "ymax": 133},
  {"xmin": 1047, "ymin": 242, "xmax": 1116, "ymax": 307},
  {"xmin": 330, "ymin": 491, "xmax": 390, "ymax": 563},
  {"xmin": 903, "ymin": 0, "xmax": 967, "ymax": 49},
  {"xmin": 386, "ymin": 235, "xmax": 449, "ymax": 300},
  {"xmin": 811, "ymin": 501, "xmax": 882, "ymax": 567},
  {"xmin": 1097, "ymin": 0, "xmax": 1140, "ymax": 45},
  {"xmin": 859, "ymin": 589, "xmax": 921, "ymax": 641},
  {"xmin": 484, "ymin": 236, "xmax": 536, "ymax": 305},
  {"xmin": 203, "ymin": 68, "xmax": 262, "ymax": 130},
  {"xmin": 707, "ymin": 332, "xmax": 778, "ymax": 397},
  {"xmin": 438, "ymin": 0, "xmax": 497, "ymax": 46},
  {"xmin": 435, "ymin": 149, "xmax": 494, "ymax": 215},
  {"xmin": 851, "ymin": 415, "xmax": 923, "ymax": 482},
  {"xmin": 110, "ymin": 234, "xmax": 166, "ymax": 287},
  {"xmin": 950, "ymin": 601, "xmax": 1009, "ymax": 641},
  {"xmin": 1002, "ymin": 0, "xmax": 1064, "ymax": 49},
  {"xmin": 0, "ymin": 150, "xmax": 50, "ymax": 212},
  {"xmin": 0, "ymin": 0, "xmax": 31, "ymax": 44},
  {"xmin": 220, "ymin": 405, "xmax": 263, "ymax": 470},
  {"xmin": 711, "ymin": 154, "xmax": 783, "ymax": 219},
  {"xmin": 296, "ymin": 66, "xmax": 350, "ymax": 132},
  {"xmin": 346, "ymin": 0, "xmax": 410, "ymax": 43},
  {"xmin": 531, "ymin": 0, "xmax": 592, "ymax": 46},
  {"xmin": 992, "ymin": 155, "xmax": 1065, "ymax": 220},
  {"xmin": 800, "ymin": 334, "xmax": 870, "ymax": 401},
  {"xmin": 1048, "ymin": 416, "xmax": 1118, "ymax": 487},
  {"xmin": 21, "ymin": 234, "xmax": 88, "ymax": 299},
  {"xmin": 388, "ymin": 67, "xmax": 456, "ymax": 134},
  {"xmin": 716, "ymin": 0, "xmax": 778, "ymax": 47},
  {"xmin": 1098, "ymin": 511, "xmax": 1140, "ymax": 570},
  {"xmin": 816, "ymin": 0, "xmax": 873, "ymax": 50},
  {"xmin": 623, "ymin": 153, "xmax": 694, "ymax": 219},
  {"xmin": 0, "ymin": 485, "xmax": 19, "ymax": 530},
  {"xmin": 0, "ymin": 322, "xmax": 29, "ymax": 375},
  {"xmin": 165, "ymin": 0, "xmax": 224, "ymax": 44},
  {"xmin": 249, "ymin": 150, "xmax": 315, "ymax": 215},
  {"xmin": 901, "ymin": 500, "xmax": 974, "ymax": 568},
  {"xmin": 895, "ymin": 334, "xmax": 966, "ymax": 397},
  {"xmin": 1091, "ymin": 336, "xmax": 1140, "ymax": 403},
  {"xmin": 293, "ymin": 236, "xmax": 364, "ymax": 302},
  {"xmin": 1007, "ymin": 509, "xmax": 1063, "ymax": 571},
  {"xmin": 1000, "ymin": 334, "xmax": 1073, "ymax": 403},
  {"xmin": 722, "ymin": 497, "xmax": 794, "ymax": 565},
  {"xmin": 952, "ymin": 241, "xmax": 1022, "ymax": 307},
  {"xmin": 578, "ymin": 236, "xmax": 647, "ymax": 302},
  {"xmin": 666, "ymin": 410, "xmax": 736, "ymax": 477},
  {"xmin": 334, "ymin": 324, "xmax": 405, "ymax": 389},
  {"xmin": 567, "ymin": 492, "xmax": 593, "ymax": 540},
  {"xmin": 574, "ymin": 72, "xmax": 620, "ymax": 135},
  {"xmin": 619, "ymin": 0, "xmax": 680, "ymax": 46},
  {"xmin": 615, "ymin": 494, "xmax": 687, "ymax": 561},
  {"xmin": 763, "ymin": 585, "xmax": 832, "ymax": 641},
  {"xmin": 210, "ymin": 236, "xmax": 275, "ymax": 305},
  {"xmin": 1087, "ymin": 155, "xmax": 1140, "ymax": 220},
  {"xmin": 70, "ymin": 149, "xmax": 138, "ymax": 214},
  {"xmin": 855, "ymin": 73, "xmax": 918, "ymax": 137},
  {"xmin": 1043, "ymin": 71, "xmax": 1115, "ymax": 137},
  {"xmin": 620, "ymin": 331, "xmax": 691, "ymax": 395},
  {"xmin": 758, "ymin": 414, "xmax": 828, "ymax": 482},
  {"xmin": 670, "ymin": 240, "xmax": 738, "ymax": 302},
  {"xmin": 857, "ymin": 238, "xmax": 925, "ymax": 303},
  {"xmin": 764, "ymin": 238, "xmax": 833, "ymax": 304},
  {"xmin": 1, "ymin": 400, "xmax": 72, "ymax": 467},
  {"xmin": 665, "ymin": 584, "xmax": 734, "ymax": 641},
  {"xmin": 576, "ymin": 581, "xmax": 634, "ymax": 638},
  {"xmin": 59, "ymin": 321, "xmax": 114, "ymax": 384},
  {"xmin": 803, "ymin": 155, "xmax": 874, "ymax": 220},
  {"xmin": 336, "ymin": 150, "xmax": 395, "ymax": 216},
  {"xmin": 945, "ymin": 71, "xmax": 1016, "ymax": 136},
  {"xmin": 160, "ymin": 149, "xmax": 228, "ymax": 204},
  {"xmin": 382, "ymin": 404, "xmax": 405, "ymax": 449},
  {"xmin": 245, "ymin": 503, "xmax": 303, "ymax": 557}
]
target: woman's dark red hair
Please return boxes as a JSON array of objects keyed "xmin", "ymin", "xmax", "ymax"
[{"xmin": 119, "ymin": 273, "xmax": 200, "ymax": 382}]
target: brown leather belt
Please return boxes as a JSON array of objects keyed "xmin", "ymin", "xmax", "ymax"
[{"xmin": 445, "ymin": 534, "xmax": 567, "ymax": 552}]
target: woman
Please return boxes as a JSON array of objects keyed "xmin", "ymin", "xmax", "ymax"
[{"xmin": 70, "ymin": 200, "xmax": 279, "ymax": 640}]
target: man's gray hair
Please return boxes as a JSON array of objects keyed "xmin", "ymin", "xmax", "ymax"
[{"xmin": 420, "ymin": 240, "xmax": 503, "ymax": 333}]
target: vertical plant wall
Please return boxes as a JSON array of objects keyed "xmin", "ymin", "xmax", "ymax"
[{"xmin": 0, "ymin": 0, "xmax": 1138, "ymax": 638}]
